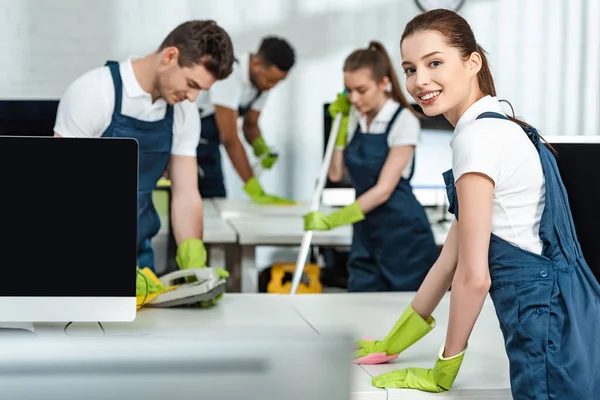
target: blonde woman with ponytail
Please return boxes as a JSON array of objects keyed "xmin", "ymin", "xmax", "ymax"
[
  {"xmin": 355, "ymin": 9, "xmax": 600, "ymax": 399},
  {"xmin": 304, "ymin": 41, "xmax": 438, "ymax": 294}
]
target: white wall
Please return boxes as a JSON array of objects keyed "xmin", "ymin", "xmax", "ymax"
[{"xmin": 1, "ymin": 0, "xmax": 598, "ymax": 201}]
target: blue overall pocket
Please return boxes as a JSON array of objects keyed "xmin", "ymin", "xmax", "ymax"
[{"xmin": 489, "ymin": 279, "xmax": 552, "ymax": 355}]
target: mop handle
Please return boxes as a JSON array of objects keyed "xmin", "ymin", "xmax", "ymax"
[{"xmin": 290, "ymin": 112, "xmax": 343, "ymax": 294}]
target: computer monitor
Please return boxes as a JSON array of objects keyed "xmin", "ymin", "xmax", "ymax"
[
  {"xmin": 0, "ymin": 136, "xmax": 138, "ymax": 322},
  {"xmin": 546, "ymin": 136, "xmax": 600, "ymax": 282},
  {"xmin": 0, "ymin": 100, "xmax": 59, "ymax": 136}
]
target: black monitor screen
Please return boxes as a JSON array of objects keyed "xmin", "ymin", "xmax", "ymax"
[
  {"xmin": 0, "ymin": 100, "xmax": 59, "ymax": 136},
  {"xmin": 0, "ymin": 137, "xmax": 138, "ymax": 297},
  {"xmin": 550, "ymin": 141, "xmax": 600, "ymax": 282}
]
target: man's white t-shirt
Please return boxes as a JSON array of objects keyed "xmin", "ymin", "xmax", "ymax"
[
  {"xmin": 450, "ymin": 95, "xmax": 545, "ymax": 254},
  {"xmin": 195, "ymin": 53, "xmax": 269, "ymax": 118},
  {"xmin": 53, "ymin": 57, "xmax": 200, "ymax": 156},
  {"xmin": 345, "ymin": 99, "xmax": 421, "ymax": 179}
]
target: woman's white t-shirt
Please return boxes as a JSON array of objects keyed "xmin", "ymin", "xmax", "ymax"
[
  {"xmin": 450, "ymin": 95, "xmax": 546, "ymax": 254},
  {"xmin": 345, "ymin": 99, "xmax": 421, "ymax": 179}
]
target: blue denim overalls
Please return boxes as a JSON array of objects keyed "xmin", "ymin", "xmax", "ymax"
[
  {"xmin": 443, "ymin": 112, "xmax": 600, "ymax": 399},
  {"xmin": 102, "ymin": 61, "xmax": 173, "ymax": 272},
  {"xmin": 344, "ymin": 106, "xmax": 438, "ymax": 291}
]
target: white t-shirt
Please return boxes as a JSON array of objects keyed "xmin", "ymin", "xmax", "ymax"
[
  {"xmin": 345, "ymin": 99, "xmax": 421, "ymax": 179},
  {"xmin": 53, "ymin": 57, "xmax": 200, "ymax": 157},
  {"xmin": 451, "ymin": 95, "xmax": 545, "ymax": 254},
  {"xmin": 195, "ymin": 53, "xmax": 269, "ymax": 118}
]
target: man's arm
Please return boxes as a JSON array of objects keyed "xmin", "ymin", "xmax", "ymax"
[
  {"xmin": 242, "ymin": 109, "xmax": 261, "ymax": 145},
  {"xmin": 214, "ymin": 105, "xmax": 254, "ymax": 183},
  {"xmin": 169, "ymin": 154, "xmax": 203, "ymax": 244}
]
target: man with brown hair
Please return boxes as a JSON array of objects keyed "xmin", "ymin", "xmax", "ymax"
[{"xmin": 54, "ymin": 20, "xmax": 234, "ymax": 306}]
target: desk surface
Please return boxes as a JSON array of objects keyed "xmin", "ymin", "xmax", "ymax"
[
  {"xmin": 34, "ymin": 293, "xmax": 510, "ymax": 399},
  {"xmin": 290, "ymin": 293, "xmax": 511, "ymax": 399},
  {"xmin": 210, "ymin": 199, "xmax": 450, "ymax": 247},
  {"xmin": 226, "ymin": 216, "xmax": 352, "ymax": 246},
  {"xmin": 210, "ymin": 198, "xmax": 338, "ymax": 218},
  {"xmin": 204, "ymin": 217, "xmax": 237, "ymax": 243}
]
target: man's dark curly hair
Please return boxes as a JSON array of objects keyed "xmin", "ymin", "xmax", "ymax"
[
  {"xmin": 158, "ymin": 20, "xmax": 234, "ymax": 80},
  {"xmin": 257, "ymin": 36, "xmax": 295, "ymax": 72}
]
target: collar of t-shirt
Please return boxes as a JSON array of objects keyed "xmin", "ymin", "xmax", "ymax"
[
  {"xmin": 453, "ymin": 95, "xmax": 506, "ymax": 135},
  {"xmin": 121, "ymin": 56, "xmax": 167, "ymax": 109},
  {"xmin": 358, "ymin": 98, "xmax": 400, "ymax": 134}
]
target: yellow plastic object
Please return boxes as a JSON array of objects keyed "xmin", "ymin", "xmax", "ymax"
[
  {"xmin": 267, "ymin": 263, "xmax": 323, "ymax": 294},
  {"xmin": 136, "ymin": 267, "xmax": 178, "ymax": 309}
]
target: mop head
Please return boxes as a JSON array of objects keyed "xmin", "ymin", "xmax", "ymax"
[{"xmin": 352, "ymin": 336, "xmax": 399, "ymax": 364}]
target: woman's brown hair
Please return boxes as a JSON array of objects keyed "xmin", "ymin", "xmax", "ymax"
[
  {"xmin": 343, "ymin": 41, "xmax": 419, "ymax": 117},
  {"xmin": 400, "ymin": 9, "xmax": 556, "ymax": 153}
]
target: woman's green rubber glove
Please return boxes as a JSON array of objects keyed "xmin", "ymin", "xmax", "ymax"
[
  {"xmin": 243, "ymin": 177, "xmax": 295, "ymax": 205},
  {"xmin": 354, "ymin": 303, "xmax": 436, "ymax": 358},
  {"xmin": 303, "ymin": 202, "xmax": 365, "ymax": 231},
  {"xmin": 328, "ymin": 93, "xmax": 352, "ymax": 148},
  {"xmin": 371, "ymin": 345, "xmax": 467, "ymax": 392}
]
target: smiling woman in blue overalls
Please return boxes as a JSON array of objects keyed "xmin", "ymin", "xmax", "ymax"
[
  {"xmin": 353, "ymin": 10, "xmax": 600, "ymax": 399},
  {"xmin": 304, "ymin": 41, "xmax": 439, "ymax": 292}
]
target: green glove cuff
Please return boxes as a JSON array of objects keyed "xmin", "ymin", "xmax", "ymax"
[
  {"xmin": 252, "ymin": 137, "xmax": 270, "ymax": 157},
  {"xmin": 434, "ymin": 345, "xmax": 467, "ymax": 390},
  {"xmin": 176, "ymin": 238, "xmax": 207, "ymax": 270},
  {"xmin": 327, "ymin": 201, "xmax": 365, "ymax": 228},
  {"xmin": 382, "ymin": 303, "xmax": 436, "ymax": 355},
  {"xmin": 335, "ymin": 116, "xmax": 349, "ymax": 148},
  {"xmin": 243, "ymin": 177, "xmax": 264, "ymax": 197}
]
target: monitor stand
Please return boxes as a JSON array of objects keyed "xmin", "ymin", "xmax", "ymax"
[{"xmin": 0, "ymin": 322, "xmax": 36, "ymax": 336}]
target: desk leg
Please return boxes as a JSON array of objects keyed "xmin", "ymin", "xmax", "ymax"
[
  {"xmin": 207, "ymin": 244, "xmax": 225, "ymax": 270},
  {"xmin": 241, "ymin": 245, "xmax": 258, "ymax": 293},
  {"xmin": 225, "ymin": 243, "xmax": 242, "ymax": 293}
]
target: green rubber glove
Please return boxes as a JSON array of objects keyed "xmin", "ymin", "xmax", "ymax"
[
  {"xmin": 243, "ymin": 177, "xmax": 295, "ymax": 205},
  {"xmin": 303, "ymin": 202, "xmax": 365, "ymax": 231},
  {"xmin": 328, "ymin": 93, "xmax": 351, "ymax": 148},
  {"xmin": 136, "ymin": 266, "xmax": 165, "ymax": 297},
  {"xmin": 371, "ymin": 346, "xmax": 467, "ymax": 392},
  {"xmin": 252, "ymin": 137, "xmax": 278, "ymax": 169},
  {"xmin": 175, "ymin": 238, "xmax": 229, "ymax": 307},
  {"xmin": 354, "ymin": 303, "xmax": 436, "ymax": 358}
]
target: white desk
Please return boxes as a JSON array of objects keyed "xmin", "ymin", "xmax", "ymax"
[
  {"xmin": 290, "ymin": 293, "xmax": 511, "ymax": 399},
  {"xmin": 216, "ymin": 200, "xmax": 451, "ymax": 293},
  {"xmin": 33, "ymin": 293, "xmax": 510, "ymax": 399},
  {"xmin": 211, "ymin": 198, "xmax": 338, "ymax": 218}
]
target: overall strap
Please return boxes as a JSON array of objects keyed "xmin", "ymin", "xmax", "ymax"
[
  {"xmin": 385, "ymin": 106, "xmax": 417, "ymax": 181},
  {"xmin": 476, "ymin": 111, "xmax": 542, "ymax": 151},
  {"xmin": 105, "ymin": 61, "xmax": 123, "ymax": 116},
  {"xmin": 383, "ymin": 105, "xmax": 404, "ymax": 136}
]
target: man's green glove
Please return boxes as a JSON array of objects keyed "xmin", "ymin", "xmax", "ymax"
[
  {"xmin": 243, "ymin": 176, "xmax": 295, "ymax": 205},
  {"xmin": 354, "ymin": 304, "xmax": 435, "ymax": 359},
  {"xmin": 252, "ymin": 137, "xmax": 278, "ymax": 169},
  {"xmin": 175, "ymin": 238, "xmax": 229, "ymax": 308},
  {"xmin": 176, "ymin": 238, "xmax": 229, "ymax": 278},
  {"xmin": 303, "ymin": 202, "xmax": 365, "ymax": 231},
  {"xmin": 328, "ymin": 93, "xmax": 351, "ymax": 148},
  {"xmin": 136, "ymin": 266, "xmax": 165, "ymax": 297},
  {"xmin": 371, "ymin": 345, "xmax": 467, "ymax": 392}
]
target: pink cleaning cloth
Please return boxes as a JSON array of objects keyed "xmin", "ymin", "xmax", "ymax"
[{"xmin": 352, "ymin": 336, "xmax": 399, "ymax": 364}]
